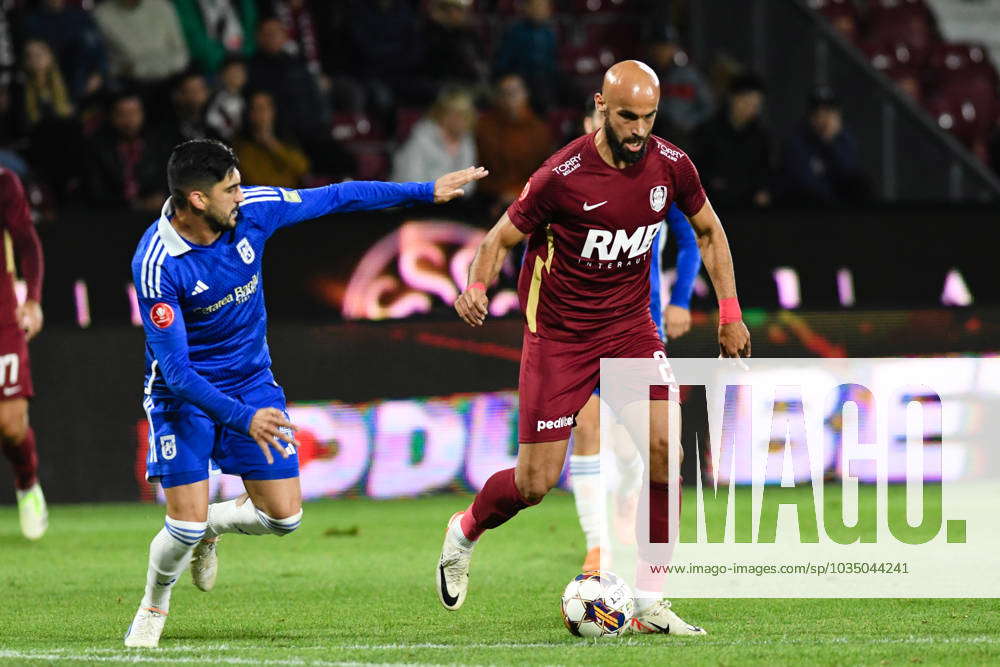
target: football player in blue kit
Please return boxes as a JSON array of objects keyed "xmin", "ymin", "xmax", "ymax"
[{"xmin": 127, "ymin": 139, "xmax": 487, "ymax": 647}]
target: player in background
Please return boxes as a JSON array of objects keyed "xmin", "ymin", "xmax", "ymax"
[
  {"xmin": 443, "ymin": 61, "xmax": 749, "ymax": 634},
  {"xmin": 571, "ymin": 98, "xmax": 702, "ymax": 573},
  {"xmin": 0, "ymin": 169, "xmax": 45, "ymax": 541},
  {"xmin": 128, "ymin": 139, "xmax": 486, "ymax": 648}
]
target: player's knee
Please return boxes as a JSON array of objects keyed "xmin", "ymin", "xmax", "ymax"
[
  {"xmin": 0, "ymin": 413, "xmax": 27, "ymax": 444},
  {"xmin": 572, "ymin": 421, "xmax": 600, "ymax": 456},
  {"xmin": 256, "ymin": 506, "xmax": 302, "ymax": 536},
  {"xmin": 516, "ymin": 469, "xmax": 559, "ymax": 505},
  {"xmin": 648, "ymin": 435, "xmax": 684, "ymax": 483}
]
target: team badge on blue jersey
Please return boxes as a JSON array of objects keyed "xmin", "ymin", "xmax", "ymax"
[{"xmin": 237, "ymin": 237, "xmax": 255, "ymax": 264}]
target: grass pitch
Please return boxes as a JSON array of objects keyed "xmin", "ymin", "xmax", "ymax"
[{"xmin": 0, "ymin": 492, "xmax": 998, "ymax": 666}]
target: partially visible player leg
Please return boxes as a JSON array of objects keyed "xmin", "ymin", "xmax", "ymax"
[
  {"xmin": 619, "ymin": 396, "xmax": 705, "ymax": 636},
  {"xmin": 0, "ymin": 397, "xmax": 46, "ymax": 540},
  {"xmin": 438, "ymin": 438, "xmax": 569, "ymax": 610},
  {"xmin": 125, "ymin": 478, "xmax": 209, "ymax": 648},
  {"xmin": 570, "ymin": 394, "xmax": 604, "ymax": 571},
  {"xmin": 193, "ymin": 382, "xmax": 302, "ymax": 591}
]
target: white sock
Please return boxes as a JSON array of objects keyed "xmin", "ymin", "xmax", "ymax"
[
  {"xmin": 449, "ymin": 514, "xmax": 474, "ymax": 551},
  {"xmin": 141, "ymin": 516, "xmax": 206, "ymax": 612},
  {"xmin": 616, "ymin": 450, "xmax": 644, "ymax": 498},
  {"xmin": 205, "ymin": 497, "xmax": 302, "ymax": 538},
  {"xmin": 635, "ymin": 589, "xmax": 661, "ymax": 613},
  {"xmin": 570, "ymin": 454, "xmax": 603, "ymax": 550}
]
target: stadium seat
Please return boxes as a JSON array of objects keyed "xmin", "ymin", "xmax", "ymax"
[
  {"xmin": 395, "ymin": 108, "xmax": 425, "ymax": 143},
  {"xmin": 865, "ymin": 2, "xmax": 939, "ymax": 66},
  {"xmin": 924, "ymin": 88, "xmax": 993, "ymax": 152},
  {"xmin": 568, "ymin": 0, "xmax": 632, "ymax": 14},
  {"xmin": 927, "ymin": 42, "xmax": 999, "ymax": 91},
  {"xmin": 350, "ymin": 145, "xmax": 392, "ymax": 181},
  {"xmin": 330, "ymin": 113, "xmax": 384, "ymax": 143}
]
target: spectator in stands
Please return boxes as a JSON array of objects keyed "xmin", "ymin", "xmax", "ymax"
[
  {"xmin": 173, "ymin": 0, "xmax": 257, "ymax": 75},
  {"xmin": 494, "ymin": 0, "xmax": 559, "ymax": 112},
  {"xmin": 168, "ymin": 70, "xmax": 215, "ymax": 143},
  {"xmin": 476, "ymin": 73, "xmax": 551, "ymax": 205},
  {"xmin": 692, "ymin": 73, "xmax": 773, "ymax": 208},
  {"xmin": 18, "ymin": 38, "xmax": 83, "ymax": 199},
  {"xmin": 258, "ymin": 0, "xmax": 323, "ymax": 80},
  {"xmin": 422, "ymin": 0, "xmax": 488, "ymax": 92},
  {"xmin": 346, "ymin": 0, "xmax": 428, "ymax": 117},
  {"xmin": 645, "ymin": 24, "xmax": 714, "ymax": 145},
  {"xmin": 247, "ymin": 17, "xmax": 327, "ymax": 140},
  {"xmin": 84, "ymin": 91, "xmax": 167, "ymax": 211},
  {"xmin": 781, "ymin": 87, "xmax": 870, "ymax": 205},
  {"xmin": 205, "ymin": 56, "xmax": 247, "ymax": 140},
  {"xmin": 19, "ymin": 39, "xmax": 74, "ymax": 130},
  {"xmin": 22, "ymin": 0, "xmax": 108, "ymax": 102},
  {"xmin": 233, "ymin": 89, "xmax": 310, "ymax": 188},
  {"xmin": 392, "ymin": 87, "xmax": 476, "ymax": 195},
  {"xmin": 94, "ymin": 0, "xmax": 189, "ymax": 87}
]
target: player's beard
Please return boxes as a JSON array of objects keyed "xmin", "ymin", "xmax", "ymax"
[
  {"xmin": 203, "ymin": 204, "xmax": 239, "ymax": 233},
  {"xmin": 604, "ymin": 118, "xmax": 649, "ymax": 165}
]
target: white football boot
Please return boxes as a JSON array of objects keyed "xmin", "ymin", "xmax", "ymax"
[
  {"xmin": 190, "ymin": 538, "xmax": 219, "ymax": 592},
  {"xmin": 436, "ymin": 512, "xmax": 473, "ymax": 610},
  {"xmin": 16, "ymin": 483, "xmax": 47, "ymax": 541},
  {"xmin": 124, "ymin": 606, "xmax": 168, "ymax": 648},
  {"xmin": 630, "ymin": 599, "xmax": 707, "ymax": 635}
]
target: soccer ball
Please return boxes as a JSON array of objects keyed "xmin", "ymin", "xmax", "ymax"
[{"xmin": 560, "ymin": 571, "xmax": 634, "ymax": 637}]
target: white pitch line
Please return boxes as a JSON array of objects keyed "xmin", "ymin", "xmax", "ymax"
[{"xmin": 0, "ymin": 650, "xmax": 426, "ymax": 667}]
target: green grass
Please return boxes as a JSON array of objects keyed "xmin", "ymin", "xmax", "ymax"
[{"xmin": 0, "ymin": 492, "xmax": 997, "ymax": 666}]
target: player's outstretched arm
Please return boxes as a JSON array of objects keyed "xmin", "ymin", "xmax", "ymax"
[
  {"xmin": 455, "ymin": 213, "xmax": 526, "ymax": 327},
  {"xmin": 687, "ymin": 200, "xmax": 751, "ymax": 357},
  {"xmin": 433, "ymin": 166, "xmax": 489, "ymax": 203},
  {"xmin": 664, "ymin": 204, "xmax": 701, "ymax": 340}
]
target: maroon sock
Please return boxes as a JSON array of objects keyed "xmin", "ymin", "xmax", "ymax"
[
  {"xmin": 460, "ymin": 468, "xmax": 539, "ymax": 541},
  {"xmin": 636, "ymin": 480, "xmax": 681, "ymax": 592},
  {"xmin": 2, "ymin": 427, "xmax": 38, "ymax": 491}
]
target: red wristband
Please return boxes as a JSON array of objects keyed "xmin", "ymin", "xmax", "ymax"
[
  {"xmin": 469, "ymin": 282, "xmax": 486, "ymax": 292},
  {"xmin": 719, "ymin": 297, "xmax": 742, "ymax": 325}
]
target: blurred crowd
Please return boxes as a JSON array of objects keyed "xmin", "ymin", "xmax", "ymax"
[{"xmin": 2, "ymin": 0, "xmax": 975, "ymax": 224}]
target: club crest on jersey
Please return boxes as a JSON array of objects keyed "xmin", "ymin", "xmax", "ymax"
[
  {"xmin": 649, "ymin": 185, "xmax": 668, "ymax": 212},
  {"xmin": 236, "ymin": 237, "xmax": 255, "ymax": 264},
  {"xmin": 160, "ymin": 434, "xmax": 176, "ymax": 460},
  {"xmin": 150, "ymin": 303, "xmax": 174, "ymax": 328}
]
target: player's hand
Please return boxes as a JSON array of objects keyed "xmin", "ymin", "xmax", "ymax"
[
  {"xmin": 17, "ymin": 300, "xmax": 42, "ymax": 341},
  {"xmin": 433, "ymin": 166, "xmax": 488, "ymax": 203},
  {"xmin": 719, "ymin": 321, "xmax": 751, "ymax": 358},
  {"xmin": 454, "ymin": 283, "xmax": 488, "ymax": 326},
  {"xmin": 248, "ymin": 408, "xmax": 299, "ymax": 464},
  {"xmin": 664, "ymin": 305, "xmax": 691, "ymax": 340}
]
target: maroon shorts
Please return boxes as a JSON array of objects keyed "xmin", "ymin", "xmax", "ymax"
[
  {"xmin": 518, "ymin": 322, "xmax": 669, "ymax": 443},
  {"xmin": 0, "ymin": 324, "xmax": 32, "ymax": 400}
]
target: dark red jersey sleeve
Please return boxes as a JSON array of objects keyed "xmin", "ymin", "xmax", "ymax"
[
  {"xmin": 505, "ymin": 165, "xmax": 558, "ymax": 235},
  {"xmin": 674, "ymin": 152, "xmax": 708, "ymax": 218},
  {"xmin": 0, "ymin": 170, "xmax": 43, "ymax": 302}
]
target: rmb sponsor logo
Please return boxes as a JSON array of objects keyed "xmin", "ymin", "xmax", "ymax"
[
  {"xmin": 579, "ymin": 222, "xmax": 662, "ymax": 268},
  {"xmin": 552, "ymin": 153, "xmax": 582, "ymax": 177},
  {"xmin": 538, "ymin": 415, "xmax": 574, "ymax": 431}
]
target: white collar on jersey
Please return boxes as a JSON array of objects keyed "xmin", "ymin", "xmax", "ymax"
[{"xmin": 157, "ymin": 198, "xmax": 192, "ymax": 257}]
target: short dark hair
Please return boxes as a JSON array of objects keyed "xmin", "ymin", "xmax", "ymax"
[
  {"xmin": 729, "ymin": 73, "xmax": 766, "ymax": 97},
  {"xmin": 167, "ymin": 139, "xmax": 239, "ymax": 209}
]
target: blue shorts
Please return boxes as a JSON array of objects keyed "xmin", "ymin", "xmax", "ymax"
[{"xmin": 142, "ymin": 381, "xmax": 299, "ymax": 488}]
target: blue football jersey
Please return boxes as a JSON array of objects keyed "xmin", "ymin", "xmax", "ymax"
[{"xmin": 132, "ymin": 181, "xmax": 434, "ymax": 433}]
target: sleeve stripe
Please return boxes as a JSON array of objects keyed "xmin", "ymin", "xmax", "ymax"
[
  {"xmin": 239, "ymin": 196, "xmax": 281, "ymax": 206},
  {"xmin": 152, "ymin": 243, "xmax": 168, "ymax": 297},
  {"xmin": 143, "ymin": 237, "xmax": 164, "ymax": 299},
  {"xmin": 241, "ymin": 186, "xmax": 276, "ymax": 194},
  {"xmin": 139, "ymin": 234, "xmax": 161, "ymax": 299}
]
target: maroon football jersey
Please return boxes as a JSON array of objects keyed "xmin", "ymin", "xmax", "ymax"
[
  {"xmin": 506, "ymin": 132, "xmax": 706, "ymax": 341},
  {"xmin": 0, "ymin": 169, "xmax": 42, "ymax": 327}
]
